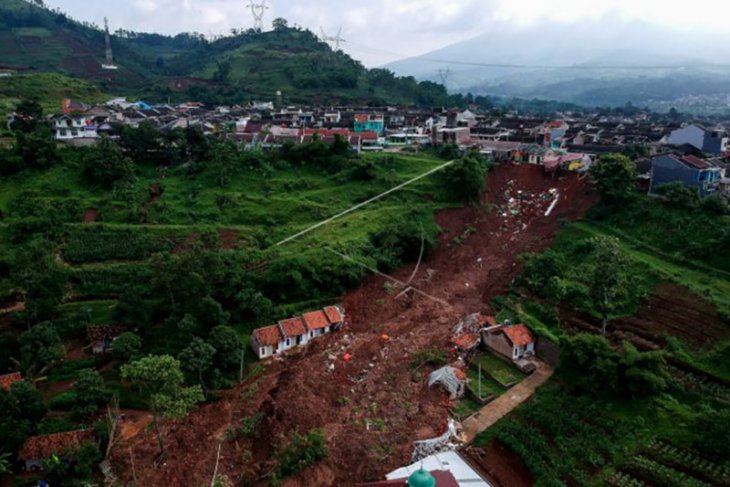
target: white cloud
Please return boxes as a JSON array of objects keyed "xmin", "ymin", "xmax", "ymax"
[{"xmin": 44, "ymin": 0, "xmax": 730, "ymax": 66}]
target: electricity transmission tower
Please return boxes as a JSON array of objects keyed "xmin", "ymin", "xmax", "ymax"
[
  {"xmin": 437, "ymin": 67, "xmax": 451, "ymax": 86},
  {"xmin": 101, "ymin": 17, "xmax": 118, "ymax": 70},
  {"xmin": 247, "ymin": 0, "xmax": 269, "ymax": 31},
  {"xmin": 320, "ymin": 26, "xmax": 346, "ymax": 51}
]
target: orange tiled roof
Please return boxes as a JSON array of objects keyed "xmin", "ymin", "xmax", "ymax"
[
  {"xmin": 302, "ymin": 310, "xmax": 330, "ymax": 330},
  {"xmin": 18, "ymin": 430, "xmax": 91, "ymax": 461},
  {"xmin": 323, "ymin": 306, "xmax": 343, "ymax": 325},
  {"xmin": 502, "ymin": 325, "xmax": 534, "ymax": 347},
  {"xmin": 454, "ymin": 368, "xmax": 467, "ymax": 381},
  {"xmin": 86, "ymin": 325, "xmax": 125, "ymax": 342},
  {"xmin": 0, "ymin": 372, "xmax": 22, "ymax": 390},
  {"xmin": 253, "ymin": 325, "xmax": 283, "ymax": 347},
  {"xmin": 485, "ymin": 316, "xmax": 498, "ymax": 327},
  {"xmin": 451, "ymin": 334, "xmax": 480, "ymax": 350},
  {"xmin": 279, "ymin": 317, "xmax": 307, "ymax": 337}
]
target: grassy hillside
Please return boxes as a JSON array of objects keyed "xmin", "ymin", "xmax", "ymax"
[
  {"xmin": 0, "ymin": 0, "xmax": 458, "ymax": 107},
  {"xmin": 0, "ymin": 72, "xmax": 108, "ymax": 114}
]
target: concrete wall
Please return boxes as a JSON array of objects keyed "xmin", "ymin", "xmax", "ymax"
[
  {"xmin": 535, "ymin": 336, "xmax": 561, "ymax": 367},
  {"xmin": 668, "ymin": 125, "xmax": 705, "ymax": 151},
  {"xmin": 650, "ymin": 155, "xmax": 700, "ymax": 195},
  {"xmin": 484, "ymin": 332, "xmax": 513, "ymax": 361}
]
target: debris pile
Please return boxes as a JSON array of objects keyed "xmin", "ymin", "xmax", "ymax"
[
  {"xmin": 411, "ymin": 419, "xmax": 460, "ymax": 462},
  {"xmin": 428, "ymin": 366, "xmax": 467, "ymax": 399},
  {"xmin": 498, "ymin": 180, "xmax": 560, "ymax": 226}
]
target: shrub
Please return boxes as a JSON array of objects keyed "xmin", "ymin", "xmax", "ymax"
[{"xmin": 272, "ymin": 429, "xmax": 328, "ymax": 484}]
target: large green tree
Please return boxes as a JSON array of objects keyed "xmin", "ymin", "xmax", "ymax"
[
  {"xmin": 178, "ymin": 338, "xmax": 216, "ymax": 393},
  {"xmin": 81, "ymin": 137, "xmax": 135, "ymax": 188},
  {"xmin": 73, "ymin": 369, "xmax": 107, "ymax": 417},
  {"xmin": 589, "ymin": 237, "xmax": 629, "ymax": 335},
  {"xmin": 18, "ymin": 322, "xmax": 64, "ymax": 372},
  {"xmin": 112, "ymin": 332, "xmax": 143, "ymax": 364},
  {"xmin": 208, "ymin": 326, "xmax": 244, "ymax": 372},
  {"xmin": 121, "ymin": 355, "xmax": 204, "ymax": 453},
  {"xmin": 591, "ymin": 153, "xmax": 637, "ymax": 204},
  {"xmin": 443, "ymin": 154, "xmax": 487, "ymax": 204}
]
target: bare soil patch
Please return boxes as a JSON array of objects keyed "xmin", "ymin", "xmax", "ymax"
[
  {"xmin": 110, "ymin": 164, "xmax": 596, "ymax": 486},
  {"xmin": 561, "ymin": 283, "xmax": 728, "ymax": 350}
]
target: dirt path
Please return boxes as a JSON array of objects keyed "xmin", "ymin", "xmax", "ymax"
[
  {"xmin": 461, "ymin": 361, "xmax": 554, "ymax": 444},
  {"xmin": 110, "ymin": 164, "xmax": 596, "ymax": 486}
]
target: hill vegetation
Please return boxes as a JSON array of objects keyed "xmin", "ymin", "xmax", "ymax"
[
  {"xmin": 475, "ymin": 154, "xmax": 730, "ymax": 487},
  {"xmin": 0, "ymin": 102, "xmax": 488, "ymax": 483},
  {"xmin": 0, "ymin": 0, "xmax": 463, "ymax": 107}
]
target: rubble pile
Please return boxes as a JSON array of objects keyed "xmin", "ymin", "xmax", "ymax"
[{"xmin": 498, "ymin": 180, "xmax": 559, "ymax": 228}]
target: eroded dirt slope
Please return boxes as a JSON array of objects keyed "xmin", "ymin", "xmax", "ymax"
[{"xmin": 110, "ymin": 164, "xmax": 596, "ymax": 486}]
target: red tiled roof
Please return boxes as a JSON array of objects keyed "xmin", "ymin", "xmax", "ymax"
[
  {"xmin": 323, "ymin": 306, "xmax": 343, "ymax": 325},
  {"xmin": 502, "ymin": 325, "xmax": 534, "ymax": 347},
  {"xmin": 279, "ymin": 317, "xmax": 307, "ymax": 337},
  {"xmin": 302, "ymin": 310, "xmax": 330, "ymax": 330},
  {"xmin": 485, "ymin": 316, "xmax": 498, "ymax": 327},
  {"xmin": 86, "ymin": 325, "xmax": 125, "ymax": 342},
  {"xmin": 354, "ymin": 114, "xmax": 369, "ymax": 122},
  {"xmin": 253, "ymin": 325, "xmax": 283, "ymax": 347},
  {"xmin": 18, "ymin": 431, "xmax": 91, "ymax": 461},
  {"xmin": 681, "ymin": 155, "xmax": 712, "ymax": 170},
  {"xmin": 0, "ymin": 372, "xmax": 22, "ymax": 390},
  {"xmin": 451, "ymin": 333, "xmax": 480, "ymax": 350}
]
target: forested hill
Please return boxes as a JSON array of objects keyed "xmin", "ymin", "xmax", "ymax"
[{"xmin": 0, "ymin": 0, "xmax": 456, "ymax": 106}]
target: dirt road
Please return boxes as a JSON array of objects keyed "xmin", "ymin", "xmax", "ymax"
[
  {"xmin": 461, "ymin": 361, "xmax": 554, "ymax": 443},
  {"xmin": 110, "ymin": 163, "xmax": 595, "ymax": 486}
]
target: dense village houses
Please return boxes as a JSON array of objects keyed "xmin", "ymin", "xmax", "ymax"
[{"xmin": 250, "ymin": 305, "xmax": 345, "ymax": 359}]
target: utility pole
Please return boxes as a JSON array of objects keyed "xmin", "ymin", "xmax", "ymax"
[
  {"xmin": 246, "ymin": 0, "xmax": 269, "ymax": 32},
  {"xmin": 319, "ymin": 26, "xmax": 346, "ymax": 51},
  {"xmin": 478, "ymin": 362, "xmax": 482, "ymax": 399}
]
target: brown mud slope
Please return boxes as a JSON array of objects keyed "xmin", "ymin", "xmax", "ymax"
[
  {"xmin": 110, "ymin": 164, "xmax": 596, "ymax": 486},
  {"xmin": 561, "ymin": 283, "xmax": 728, "ymax": 350},
  {"xmin": 465, "ymin": 442, "xmax": 535, "ymax": 487}
]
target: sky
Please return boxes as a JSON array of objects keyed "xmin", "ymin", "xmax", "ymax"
[{"xmin": 43, "ymin": 0, "xmax": 730, "ymax": 67}]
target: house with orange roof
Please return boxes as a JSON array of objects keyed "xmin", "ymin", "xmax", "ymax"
[
  {"xmin": 251, "ymin": 325, "xmax": 285, "ymax": 359},
  {"xmin": 483, "ymin": 323, "xmax": 535, "ymax": 361},
  {"xmin": 250, "ymin": 305, "xmax": 346, "ymax": 359},
  {"xmin": 18, "ymin": 430, "xmax": 92, "ymax": 471},
  {"xmin": 0, "ymin": 371, "xmax": 22, "ymax": 390}
]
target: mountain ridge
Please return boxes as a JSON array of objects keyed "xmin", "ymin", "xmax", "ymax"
[{"xmin": 0, "ymin": 0, "xmax": 458, "ymax": 107}]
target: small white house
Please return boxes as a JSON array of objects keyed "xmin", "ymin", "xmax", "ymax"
[
  {"xmin": 52, "ymin": 115, "xmax": 99, "ymax": 141},
  {"xmin": 251, "ymin": 306, "xmax": 345, "ymax": 359}
]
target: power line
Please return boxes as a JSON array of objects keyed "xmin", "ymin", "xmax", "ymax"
[{"xmin": 274, "ymin": 159, "xmax": 457, "ymax": 247}]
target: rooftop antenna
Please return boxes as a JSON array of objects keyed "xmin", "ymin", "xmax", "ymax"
[
  {"xmin": 102, "ymin": 17, "xmax": 118, "ymax": 70},
  {"xmin": 437, "ymin": 67, "xmax": 451, "ymax": 86},
  {"xmin": 247, "ymin": 0, "xmax": 269, "ymax": 32},
  {"xmin": 320, "ymin": 26, "xmax": 346, "ymax": 51}
]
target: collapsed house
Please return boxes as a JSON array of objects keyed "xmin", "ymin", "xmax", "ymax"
[
  {"xmin": 18, "ymin": 430, "xmax": 92, "ymax": 471},
  {"xmin": 250, "ymin": 305, "xmax": 345, "ymax": 359},
  {"xmin": 428, "ymin": 366, "xmax": 467, "ymax": 399}
]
